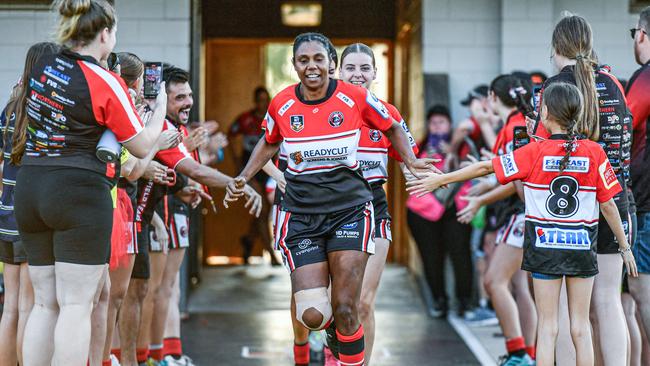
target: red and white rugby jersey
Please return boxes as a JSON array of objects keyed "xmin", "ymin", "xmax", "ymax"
[
  {"xmin": 357, "ymin": 102, "xmax": 418, "ymax": 184},
  {"xmin": 23, "ymin": 49, "xmax": 144, "ymax": 176},
  {"xmin": 155, "ymin": 119, "xmax": 193, "ymax": 170},
  {"xmin": 263, "ymin": 79, "xmax": 393, "ymax": 214},
  {"xmin": 492, "ymin": 136, "xmax": 622, "ymax": 275},
  {"xmin": 492, "ymin": 111, "xmax": 526, "ymax": 156}
]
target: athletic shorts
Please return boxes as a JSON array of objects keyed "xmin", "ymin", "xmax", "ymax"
[
  {"xmin": 0, "ymin": 240, "xmax": 26, "ymax": 265},
  {"xmin": 371, "ymin": 184, "xmax": 392, "ymax": 241},
  {"xmin": 496, "ymin": 213, "xmax": 525, "ymax": 249},
  {"xmin": 127, "ymin": 222, "xmax": 138, "ymax": 254},
  {"xmin": 15, "ymin": 166, "xmax": 113, "ymax": 266},
  {"xmin": 149, "ymin": 213, "xmax": 190, "ymax": 252},
  {"xmin": 274, "ymin": 202, "xmax": 375, "ymax": 272},
  {"xmin": 131, "ymin": 223, "xmax": 150, "ymax": 279},
  {"xmin": 633, "ymin": 211, "xmax": 650, "ymax": 274},
  {"xmin": 598, "ymin": 211, "xmax": 635, "ymax": 254}
]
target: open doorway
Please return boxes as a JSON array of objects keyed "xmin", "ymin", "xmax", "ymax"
[{"xmin": 201, "ymin": 39, "xmax": 393, "ymax": 265}]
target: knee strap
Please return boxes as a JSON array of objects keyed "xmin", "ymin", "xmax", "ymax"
[{"xmin": 294, "ymin": 287, "xmax": 332, "ymax": 330}]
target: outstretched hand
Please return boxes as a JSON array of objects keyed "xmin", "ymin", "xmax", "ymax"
[
  {"xmin": 223, "ymin": 176, "xmax": 246, "ymax": 208},
  {"xmin": 405, "ymin": 171, "xmax": 446, "ymax": 197}
]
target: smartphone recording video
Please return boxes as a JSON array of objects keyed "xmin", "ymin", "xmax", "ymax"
[
  {"xmin": 513, "ymin": 126, "xmax": 530, "ymax": 150},
  {"xmin": 144, "ymin": 62, "xmax": 163, "ymax": 99}
]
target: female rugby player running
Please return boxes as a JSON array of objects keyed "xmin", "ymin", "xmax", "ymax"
[
  {"xmin": 225, "ymin": 32, "xmax": 433, "ymax": 366},
  {"xmin": 408, "ymin": 82, "xmax": 637, "ymax": 366},
  {"xmin": 338, "ymin": 42, "xmax": 417, "ymax": 365}
]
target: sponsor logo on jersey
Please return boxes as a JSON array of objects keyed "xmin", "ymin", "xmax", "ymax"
[
  {"xmin": 601, "ymin": 124, "xmax": 622, "ymax": 131},
  {"xmin": 366, "ymin": 91, "xmax": 390, "ymax": 119},
  {"xmin": 51, "ymin": 91, "xmax": 75, "ymax": 107},
  {"xmin": 290, "ymin": 151, "xmax": 303, "ymax": 164},
  {"xmin": 336, "ymin": 228, "xmax": 360, "ymax": 239},
  {"xmin": 50, "ymin": 111, "xmax": 67, "ymax": 123},
  {"xmin": 290, "ymin": 115, "xmax": 304, "ymax": 132},
  {"xmin": 55, "ymin": 57, "xmax": 74, "ymax": 69},
  {"xmin": 336, "ymin": 92, "xmax": 355, "ymax": 108},
  {"xmin": 500, "ymin": 153, "xmax": 519, "ymax": 177},
  {"xmin": 535, "ymin": 227, "xmax": 591, "ymax": 250},
  {"xmin": 596, "ymin": 82, "xmax": 607, "ymax": 91},
  {"xmin": 599, "ymin": 160, "xmax": 618, "ymax": 189},
  {"xmin": 606, "ymin": 115, "xmax": 620, "ymax": 124},
  {"xmin": 600, "ymin": 106, "xmax": 615, "ymax": 114},
  {"xmin": 369, "ymin": 129, "xmax": 382, "ymax": 142},
  {"xmin": 303, "ymin": 147, "xmax": 349, "ymax": 160},
  {"xmin": 30, "ymin": 90, "xmax": 64, "ymax": 111},
  {"xmin": 278, "ymin": 99, "xmax": 295, "ymax": 116},
  {"xmin": 360, "ymin": 160, "xmax": 381, "ymax": 171},
  {"xmin": 601, "ymin": 133, "xmax": 619, "ymax": 141},
  {"xmin": 43, "ymin": 65, "xmax": 71, "ymax": 85},
  {"xmin": 328, "ymin": 111, "xmax": 344, "ymax": 127},
  {"xmin": 543, "ymin": 156, "xmax": 589, "ymax": 173},
  {"xmin": 29, "ymin": 78, "xmax": 45, "ymax": 92},
  {"xmin": 296, "ymin": 239, "xmax": 318, "ymax": 256},
  {"xmin": 599, "ymin": 99, "xmax": 620, "ymax": 106}
]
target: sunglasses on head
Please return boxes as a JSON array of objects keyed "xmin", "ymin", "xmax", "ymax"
[
  {"xmin": 107, "ymin": 53, "xmax": 120, "ymax": 72},
  {"xmin": 630, "ymin": 28, "xmax": 647, "ymax": 39}
]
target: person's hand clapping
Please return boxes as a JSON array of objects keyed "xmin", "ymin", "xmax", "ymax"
[
  {"xmin": 184, "ymin": 127, "xmax": 208, "ymax": 152},
  {"xmin": 142, "ymin": 161, "xmax": 168, "ymax": 184},
  {"xmin": 156, "ymin": 129, "xmax": 182, "ymax": 151}
]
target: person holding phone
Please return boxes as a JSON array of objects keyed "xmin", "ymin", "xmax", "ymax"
[{"xmin": 10, "ymin": 0, "xmax": 174, "ymax": 364}]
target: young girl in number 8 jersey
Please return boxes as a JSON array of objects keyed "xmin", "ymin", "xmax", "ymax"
[{"xmin": 406, "ymin": 82, "xmax": 637, "ymax": 366}]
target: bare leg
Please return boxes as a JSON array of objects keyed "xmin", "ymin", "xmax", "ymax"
[
  {"xmin": 163, "ymin": 273, "xmax": 181, "ymax": 339},
  {"xmin": 137, "ymin": 252, "xmax": 166, "ymax": 357},
  {"xmin": 556, "ymin": 279, "xmax": 576, "ymax": 364},
  {"xmin": 566, "ymin": 276, "xmax": 595, "ymax": 366},
  {"xmin": 532, "ymin": 277, "xmax": 562, "ymax": 366},
  {"xmin": 512, "ymin": 269, "xmax": 537, "ymax": 348},
  {"xmin": 89, "ymin": 267, "xmax": 110, "ymax": 365},
  {"xmin": 150, "ymin": 249, "xmax": 185, "ymax": 349},
  {"xmin": 637, "ymin": 308, "xmax": 650, "ymax": 366},
  {"xmin": 52, "ymin": 262, "xmax": 104, "ymax": 366},
  {"xmin": 629, "ymin": 274, "xmax": 650, "ymax": 338},
  {"xmin": 358, "ymin": 238, "xmax": 389, "ymax": 365},
  {"xmin": 102, "ymin": 256, "xmax": 135, "ymax": 361},
  {"xmin": 0, "ymin": 263, "xmax": 20, "ymax": 366},
  {"xmin": 590, "ymin": 254, "xmax": 628, "ymax": 365},
  {"xmin": 119, "ymin": 278, "xmax": 148, "ymax": 366},
  {"xmin": 22, "ymin": 265, "xmax": 58, "ymax": 366},
  {"xmin": 483, "ymin": 244, "xmax": 524, "ymax": 339},
  {"xmin": 17, "ymin": 262, "xmax": 34, "ymax": 365},
  {"xmin": 623, "ymin": 293, "xmax": 642, "ymax": 366}
]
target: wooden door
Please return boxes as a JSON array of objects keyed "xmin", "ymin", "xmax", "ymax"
[{"xmin": 202, "ymin": 40, "xmax": 266, "ymax": 261}]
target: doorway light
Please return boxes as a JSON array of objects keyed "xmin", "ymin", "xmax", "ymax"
[{"xmin": 281, "ymin": 2, "xmax": 322, "ymax": 27}]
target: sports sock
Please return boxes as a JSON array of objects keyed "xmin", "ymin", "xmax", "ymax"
[
  {"xmin": 163, "ymin": 337, "xmax": 183, "ymax": 359},
  {"xmin": 149, "ymin": 344, "xmax": 163, "ymax": 361},
  {"xmin": 506, "ymin": 336, "xmax": 526, "ymax": 357},
  {"xmin": 102, "ymin": 360, "xmax": 111, "ymax": 366},
  {"xmin": 293, "ymin": 341, "xmax": 310, "ymax": 365},
  {"xmin": 526, "ymin": 345, "xmax": 536, "ymax": 359},
  {"xmin": 336, "ymin": 325, "xmax": 364, "ymax": 366},
  {"xmin": 136, "ymin": 348, "xmax": 149, "ymax": 363},
  {"xmin": 111, "ymin": 348, "xmax": 121, "ymax": 361}
]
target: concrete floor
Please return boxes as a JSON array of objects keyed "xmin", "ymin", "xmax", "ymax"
[{"xmin": 181, "ymin": 265, "xmax": 479, "ymax": 365}]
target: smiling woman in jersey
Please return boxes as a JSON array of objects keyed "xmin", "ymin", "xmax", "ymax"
[
  {"xmin": 224, "ymin": 32, "xmax": 434, "ymax": 365},
  {"xmin": 11, "ymin": 1, "xmax": 169, "ymax": 365},
  {"xmin": 337, "ymin": 42, "xmax": 418, "ymax": 365}
]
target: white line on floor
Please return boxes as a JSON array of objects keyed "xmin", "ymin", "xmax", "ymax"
[{"xmin": 448, "ymin": 315, "xmax": 497, "ymax": 366}]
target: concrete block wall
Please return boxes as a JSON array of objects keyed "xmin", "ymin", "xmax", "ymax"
[
  {"xmin": 422, "ymin": 0, "xmax": 644, "ymax": 124},
  {"xmin": 0, "ymin": 0, "xmax": 190, "ymax": 108}
]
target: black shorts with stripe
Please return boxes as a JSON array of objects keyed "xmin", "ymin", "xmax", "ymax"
[
  {"xmin": 131, "ymin": 222, "xmax": 150, "ymax": 279},
  {"xmin": 371, "ymin": 183, "xmax": 391, "ymax": 241},
  {"xmin": 274, "ymin": 202, "xmax": 375, "ymax": 272}
]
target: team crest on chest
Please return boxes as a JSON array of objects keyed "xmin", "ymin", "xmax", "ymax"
[
  {"xmin": 290, "ymin": 115, "xmax": 304, "ymax": 132},
  {"xmin": 369, "ymin": 129, "xmax": 382, "ymax": 142},
  {"xmin": 328, "ymin": 111, "xmax": 344, "ymax": 127}
]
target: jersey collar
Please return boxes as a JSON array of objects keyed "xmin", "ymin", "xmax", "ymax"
[
  {"xmin": 61, "ymin": 48, "xmax": 101, "ymax": 66},
  {"xmin": 294, "ymin": 78, "xmax": 338, "ymax": 105}
]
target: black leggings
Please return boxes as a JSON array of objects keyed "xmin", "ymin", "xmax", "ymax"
[
  {"xmin": 15, "ymin": 166, "xmax": 113, "ymax": 266},
  {"xmin": 407, "ymin": 208, "xmax": 473, "ymax": 305}
]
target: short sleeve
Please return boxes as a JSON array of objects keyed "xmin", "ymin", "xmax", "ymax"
[
  {"xmin": 155, "ymin": 121, "xmax": 192, "ymax": 169},
  {"xmin": 491, "ymin": 142, "xmax": 537, "ymax": 184},
  {"xmin": 80, "ymin": 61, "xmax": 144, "ymax": 143},
  {"xmin": 595, "ymin": 148, "xmax": 622, "ymax": 203},
  {"xmin": 263, "ymin": 109, "xmax": 283, "ymax": 144},
  {"xmin": 355, "ymin": 89, "xmax": 393, "ymax": 132}
]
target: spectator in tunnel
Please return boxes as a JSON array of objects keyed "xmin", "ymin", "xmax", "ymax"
[{"xmin": 406, "ymin": 104, "xmax": 473, "ymax": 318}]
